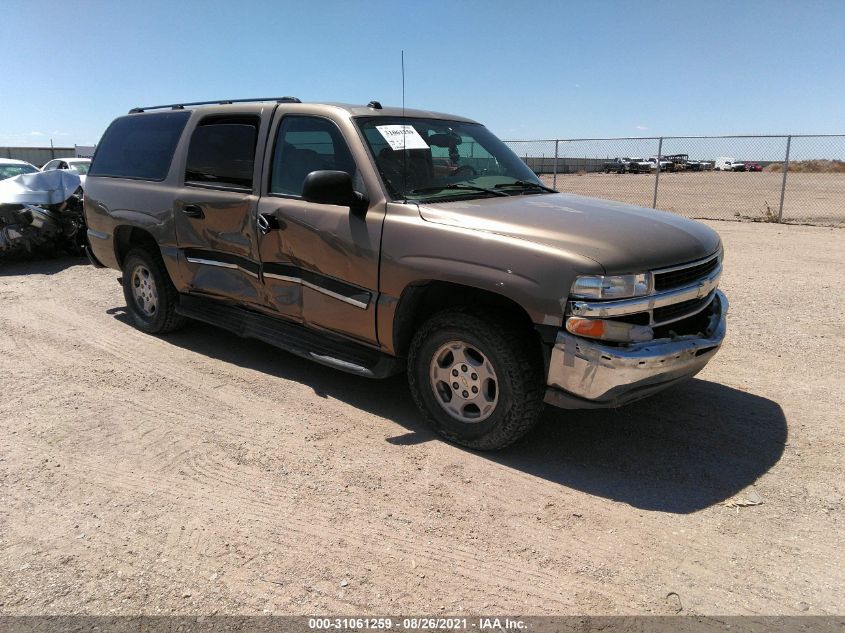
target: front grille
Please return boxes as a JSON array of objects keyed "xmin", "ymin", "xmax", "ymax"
[
  {"xmin": 653, "ymin": 256, "xmax": 719, "ymax": 291},
  {"xmin": 604, "ymin": 294, "xmax": 713, "ymax": 327},
  {"xmin": 607, "ymin": 311, "xmax": 650, "ymax": 326},
  {"xmin": 652, "ymin": 307, "xmax": 712, "ymax": 339},
  {"xmin": 653, "ymin": 295, "xmax": 713, "ymax": 323}
]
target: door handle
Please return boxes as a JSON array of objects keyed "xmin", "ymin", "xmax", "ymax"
[
  {"xmin": 182, "ymin": 204, "xmax": 204, "ymax": 219},
  {"xmin": 257, "ymin": 213, "xmax": 281, "ymax": 235}
]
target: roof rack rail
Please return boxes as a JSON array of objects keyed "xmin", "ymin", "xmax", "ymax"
[{"xmin": 128, "ymin": 96, "xmax": 301, "ymax": 114}]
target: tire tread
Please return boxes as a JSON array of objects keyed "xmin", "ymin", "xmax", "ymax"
[
  {"xmin": 407, "ymin": 307, "xmax": 544, "ymax": 450},
  {"xmin": 123, "ymin": 247, "xmax": 186, "ymax": 334}
]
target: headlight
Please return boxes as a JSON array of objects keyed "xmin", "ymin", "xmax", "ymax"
[{"xmin": 570, "ymin": 273, "xmax": 651, "ymax": 300}]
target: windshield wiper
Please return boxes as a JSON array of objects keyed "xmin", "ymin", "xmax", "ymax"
[
  {"xmin": 493, "ymin": 180, "xmax": 557, "ymax": 193},
  {"xmin": 410, "ymin": 184, "xmax": 509, "ymax": 198}
]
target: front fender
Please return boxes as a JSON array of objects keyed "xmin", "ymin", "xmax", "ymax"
[{"xmin": 377, "ymin": 203, "xmax": 602, "ymax": 352}]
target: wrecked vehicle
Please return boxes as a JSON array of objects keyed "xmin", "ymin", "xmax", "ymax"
[
  {"xmin": 84, "ymin": 97, "xmax": 728, "ymax": 450},
  {"xmin": 0, "ymin": 158, "xmax": 40, "ymax": 180},
  {"xmin": 0, "ymin": 170, "xmax": 87, "ymax": 257}
]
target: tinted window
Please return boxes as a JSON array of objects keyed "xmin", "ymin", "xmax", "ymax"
[
  {"xmin": 270, "ymin": 116, "xmax": 357, "ymax": 196},
  {"xmin": 185, "ymin": 116, "xmax": 259, "ymax": 190},
  {"xmin": 90, "ymin": 111, "xmax": 190, "ymax": 181}
]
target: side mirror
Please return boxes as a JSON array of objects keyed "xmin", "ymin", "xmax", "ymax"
[{"xmin": 302, "ymin": 170, "xmax": 367, "ymax": 214}]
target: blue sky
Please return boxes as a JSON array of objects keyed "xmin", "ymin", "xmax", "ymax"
[{"xmin": 1, "ymin": 0, "xmax": 843, "ymax": 147}]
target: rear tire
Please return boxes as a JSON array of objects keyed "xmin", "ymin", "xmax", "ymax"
[
  {"xmin": 122, "ymin": 248, "xmax": 186, "ymax": 334},
  {"xmin": 407, "ymin": 309, "xmax": 544, "ymax": 450}
]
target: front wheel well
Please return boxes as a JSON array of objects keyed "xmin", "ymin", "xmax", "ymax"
[
  {"xmin": 393, "ymin": 281, "xmax": 540, "ymax": 359},
  {"xmin": 114, "ymin": 226, "xmax": 160, "ymax": 268}
]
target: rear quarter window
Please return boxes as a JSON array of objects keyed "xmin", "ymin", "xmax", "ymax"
[{"xmin": 89, "ymin": 111, "xmax": 190, "ymax": 181}]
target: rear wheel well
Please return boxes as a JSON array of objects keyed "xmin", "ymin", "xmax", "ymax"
[
  {"xmin": 114, "ymin": 226, "xmax": 159, "ymax": 268},
  {"xmin": 393, "ymin": 281, "xmax": 540, "ymax": 359}
]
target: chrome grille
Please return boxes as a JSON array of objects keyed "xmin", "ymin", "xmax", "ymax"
[
  {"xmin": 653, "ymin": 294, "xmax": 714, "ymax": 324},
  {"xmin": 653, "ymin": 255, "xmax": 720, "ymax": 291}
]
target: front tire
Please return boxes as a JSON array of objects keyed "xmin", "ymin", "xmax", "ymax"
[
  {"xmin": 122, "ymin": 248, "xmax": 186, "ymax": 334},
  {"xmin": 407, "ymin": 309, "xmax": 544, "ymax": 450}
]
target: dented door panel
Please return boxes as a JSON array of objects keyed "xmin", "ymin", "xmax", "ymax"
[
  {"xmin": 173, "ymin": 188, "xmax": 265, "ymax": 303},
  {"xmin": 256, "ymin": 196, "xmax": 384, "ymax": 341}
]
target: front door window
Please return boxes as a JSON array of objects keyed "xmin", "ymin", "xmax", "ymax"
[{"xmin": 270, "ymin": 116, "xmax": 360, "ymax": 196}]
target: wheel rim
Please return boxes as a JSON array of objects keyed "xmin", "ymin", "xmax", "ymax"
[
  {"xmin": 130, "ymin": 264, "xmax": 158, "ymax": 317},
  {"xmin": 429, "ymin": 340, "xmax": 499, "ymax": 423}
]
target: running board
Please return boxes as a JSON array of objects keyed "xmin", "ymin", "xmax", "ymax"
[{"xmin": 176, "ymin": 294, "xmax": 403, "ymax": 379}]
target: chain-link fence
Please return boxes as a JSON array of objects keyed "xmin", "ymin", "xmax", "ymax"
[{"xmin": 504, "ymin": 135, "xmax": 845, "ymax": 226}]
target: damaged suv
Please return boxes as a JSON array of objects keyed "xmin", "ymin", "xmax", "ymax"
[{"xmin": 84, "ymin": 97, "xmax": 727, "ymax": 450}]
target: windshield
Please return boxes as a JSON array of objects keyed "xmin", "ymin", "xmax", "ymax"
[
  {"xmin": 0, "ymin": 163, "xmax": 38, "ymax": 180},
  {"xmin": 356, "ymin": 117, "xmax": 549, "ymax": 201},
  {"xmin": 68, "ymin": 161, "xmax": 90, "ymax": 175}
]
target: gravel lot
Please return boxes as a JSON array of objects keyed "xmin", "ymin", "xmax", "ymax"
[
  {"xmin": 1, "ymin": 221, "xmax": 843, "ymax": 616},
  {"xmin": 540, "ymin": 172, "xmax": 845, "ymax": 226}
]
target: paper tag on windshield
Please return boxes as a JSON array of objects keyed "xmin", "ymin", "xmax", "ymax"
[{"xmin": 376, "ymin": 125, "xmax": 429, "ymax": 151}]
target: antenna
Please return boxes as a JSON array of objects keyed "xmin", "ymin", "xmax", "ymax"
[
  {"xmin": 401, "ymin": 50, "xmax": 405, "ymax": 117},
  {"xmin": 401, "ymin": 50, "xmax": 408, "ymax": 197}
]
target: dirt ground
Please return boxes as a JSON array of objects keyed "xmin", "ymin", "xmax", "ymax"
[
  {"xmin": 1, "ymin": 221, "xmax": 843, "ymax": 616},
  {"xmin": 539, "ymin": 172, "xmax": 845, "ymax": 226}
]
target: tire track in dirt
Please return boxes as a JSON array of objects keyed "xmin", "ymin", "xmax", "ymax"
[
  {"xmin": 7, "ymin": 434, "xmax": 588, "ymax": 611},
  {"xmin": 1, "ymin": 324, "xmax": 597, "ymax": 610},
  {"xmin": 4, "ymin": 234, "xmax": 845, "ymax": 615}
]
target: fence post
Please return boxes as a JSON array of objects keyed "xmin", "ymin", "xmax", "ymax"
[
  {"xmin": 652, "ymin": 137, "xmax": 663, "ymax": 209},
  {"xmin": 778, "ymin": 135, "xmax": 791, "ymax": 222},
  {"xmin": 553, "ymin": 140, "xmax": 559, "ymax": 189}
]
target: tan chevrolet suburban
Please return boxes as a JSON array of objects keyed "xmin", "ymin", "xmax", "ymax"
[{"xmin": 84, "ymin": 97, "xmax": 728, "ymax": 450}]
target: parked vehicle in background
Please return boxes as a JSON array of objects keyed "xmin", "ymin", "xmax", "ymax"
[
  {"xmin": 0, "ymin": 158, "xmax": 39, "ymax": 180},
  {"xmin": 0, "ymin": 170, "xmax": 86, "ymax": 257},
  {"xmin": 603, "ymin": 157, "xmax": 629, "ymax": 173},
  {"xmin": 604, "ymin": 157, "xmax": 650, "ymax": 173},
  {"xmin": 626, "ymin": 157, "xmax": 652, "ymax": 173},
  {"xmin": 663, "ymin": 154, "xmax": 691, "ymax": 171},
  {"xmin": 698, "ymin": 160, "xmax": 713, "ymax": 170},
  {"xmin": 42, "ymin": 158, "xmax": 92, "ymax": 186},
  {"xmin": 714, "ymin": 157, "xmax": 746, "ymax": 171},
  {"xmin": 647, "ymin": 157, "xmax": 673, "ymax": 172},
  {"xmin": 744, "ymin": 162, "xmax": 763, "ymax": 172},
  {"xmin": 85, "ymin": 97, "xmax": 728, "ymax": 450}
]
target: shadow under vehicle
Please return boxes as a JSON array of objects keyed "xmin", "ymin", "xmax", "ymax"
[{"xmin": 136, "ymin": 318, "xmax": 785, "ymax": 514}]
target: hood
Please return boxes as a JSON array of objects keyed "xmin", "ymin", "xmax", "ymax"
[
  {"xmin": 417, "ymin": 192, "xmax": 721, "ymax": 273},
  {"xmin": 0, "ymin": 169, "xmax": 82, "ymax": 205}
]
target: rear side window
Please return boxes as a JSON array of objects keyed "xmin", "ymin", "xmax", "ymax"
[
  {"xmin": 90, "ymin": 111, "xmax": 190, "ymax": 181},
  {"xmin": 185, "ymin": 116, "xmax": 259, "ymax": 191}
]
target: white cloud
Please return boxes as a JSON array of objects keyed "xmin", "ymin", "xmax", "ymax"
[
  {"xmin": 574, "ymin": 83, "xmax": 581, "ymax": 88},
  {"xmin": 52, "ymin": 130, "xmax": 70, "ymax": 136},
  {"xmin": 635, "ymin": 125, "xmax": 649, "ymax": 130},
  {"xmin": 29, "ymin": 131, "xmax": 45, "ymax": 136}
]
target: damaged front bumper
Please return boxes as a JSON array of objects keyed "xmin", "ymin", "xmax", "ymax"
[{"xmin": 545, "ymin": 290, "xmax": 728, "ymax": 409}]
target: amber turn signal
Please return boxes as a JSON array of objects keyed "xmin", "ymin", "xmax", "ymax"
[{"xmin": 566, "ymin": 317, "xmax": 653, "ymax": 343}]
